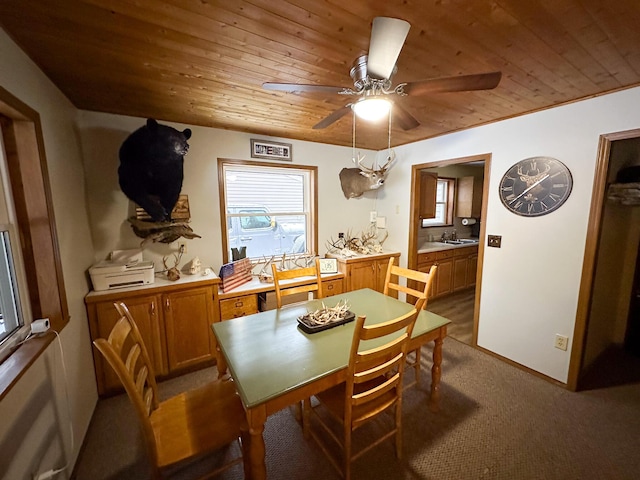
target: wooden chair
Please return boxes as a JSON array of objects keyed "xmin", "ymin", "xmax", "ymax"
[
  {"xmin": 303, "ymin": 309, "xmax": 419, "ymax": 480},
  {"xmin": 271, "ymin": 258, "xmax": 323, "ymax": 308},
  {"xmin": 383, "ymin": 257, "xmax": 437, "ymax": 387},
  {"xmin": 93, "ymin": 301, "xmax": 251, "ymax": 480}
]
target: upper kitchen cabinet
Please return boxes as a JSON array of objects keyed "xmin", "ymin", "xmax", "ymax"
[
  {"xmin": 456, "ymin": 176, "xmax": 483, "ymax": 218},
  {"xmin": 419, "ymin": 171, "xmax": 437, "ymax": 220}
]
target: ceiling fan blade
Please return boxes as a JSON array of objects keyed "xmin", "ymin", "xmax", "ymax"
[
  {"xmin": 263, "ymin": 82, "xmax": 346, "ymax": 94},
  {"xmin": 312, "ymin": 105, "xmax": 352, "ymax": 129},
  {"xmin": 367, "ymin": 17, "xmax": 411, "ymax": 80},
  {"xmin": 403, "ymin": 71, "xmax": 502, "ymax": 96},
  {"xmin": 392, "ymin": 103, "xmax": 420, "ymax": 131}
]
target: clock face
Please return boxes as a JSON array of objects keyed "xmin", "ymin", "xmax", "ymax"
[{"xmin": 499, "ymin": 157, "xmax": 573, "ymax": 217}]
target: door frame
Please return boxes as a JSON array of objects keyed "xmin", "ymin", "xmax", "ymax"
[
  {"xmin": 408, "ymin": 153, "xmax": 491, "ymax": 346},
  {"xmin": 570, "ymin": 127, "xmax": 640, "ymax": 390}
]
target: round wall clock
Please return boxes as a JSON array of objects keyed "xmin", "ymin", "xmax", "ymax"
[{"xmin": 498, "ymin": 156, "xmax": 573, "ymax": 217}]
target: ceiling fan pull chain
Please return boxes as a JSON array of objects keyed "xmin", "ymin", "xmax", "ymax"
[{"xmin": 352, "ymin": 109, "xmax": 357, "ymax": 161}]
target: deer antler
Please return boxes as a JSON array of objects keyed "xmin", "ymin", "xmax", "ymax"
[
  {"xmin": 352, "ymin": 153, "xmax": 376, "ymax": 173},
  {"xmin": 378, "ymin": 150, "xmax": 395, "ymax": 174}
]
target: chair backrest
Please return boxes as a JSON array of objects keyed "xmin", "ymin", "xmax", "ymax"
[
  {"xmin": 271, "ymin": 258, "xmax": 323, "ymax": 308},
  {"xmin": 92, "ymin": 301, "xmax": 160, "ymax": 466},
  {"xmin": 383, "ymin": 257, "xmax": 437, "ymax": 311},
  {"xmin": 345, "ymin": 309, "xmax": 418, "ymax": 428}
]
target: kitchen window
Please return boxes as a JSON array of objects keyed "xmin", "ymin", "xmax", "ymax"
[
  {"xmin": 421, "ymin": 178, "xmax": 455, "ymax": 227},
  {"xmin": 218, "ymin": 159, "xmax": 317, "ymax": 263}
]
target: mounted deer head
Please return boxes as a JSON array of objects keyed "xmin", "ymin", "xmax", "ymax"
[{"xmin": 339, "ymin": 152, "xmax": 395, "ymax": 199}]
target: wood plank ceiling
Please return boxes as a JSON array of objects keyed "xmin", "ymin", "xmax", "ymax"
[{"xmin": 1, "ymin": 0, "xmax": 640, "ymax": 150}]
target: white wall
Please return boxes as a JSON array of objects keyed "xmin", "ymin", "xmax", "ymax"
[
  {"xmin": 386, "ymin": 87, "xmax": 640, "ymax": 382},
  {"xmin": 0, "ymin": 29, "xmax": 97, "ymax": 478},
  {"xmin": 76, "ymin": 111, "xmax": 380, "ymax": 270}
]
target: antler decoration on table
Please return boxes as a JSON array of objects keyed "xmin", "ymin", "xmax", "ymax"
[{"xmin": 303, "ymin": 300, "xmax": 351, "ymax": 326}]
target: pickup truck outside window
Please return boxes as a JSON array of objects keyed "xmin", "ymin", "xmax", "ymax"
[{"xmin": 219, "ymin": 160, "xmax": 317, "ymax": 262}]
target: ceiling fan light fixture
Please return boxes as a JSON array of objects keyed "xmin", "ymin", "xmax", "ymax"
[{"xmin": 352, "ymin": 97, "xmax": 391, "ymax": 121}]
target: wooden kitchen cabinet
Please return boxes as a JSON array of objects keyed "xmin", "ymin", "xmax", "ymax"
[
  {"xmin": 86, "ymin": 276, "xmax": 220, "ymax": 396},
  {"xmin": 330, "ymin": 252, "xmax": 400, "ymax": 294},
  {"xmin": 92, "ymin": 294, "xmax": 167, "ymax": 393},
  {"xmin": 419, "ymin": 171, "xmax": 438, "ymax": 220},
  {"xmin": 467, "ymin": 252, "xmax": 478, "ymax": 287},
  {"xmin": 434, "ymin": 250, "xmax": 454, "ymax": 297},
  {"xmin": 322, "ymin": 278, "xmax": 344, "ymax": 297},
  {"xmin": 417, "ymin": 246, "xmax": 478, "ymax": 299},
  {"xmin": 220, "ymin": 294, "xmax": 259, "ymax": 320},
  {"xmin": 163, "ymin": 286, "xmax": 217, "ymax": 372},
  {"xmin": 456, "ymin": 175, "xmax": 483, "ymax": 218}
]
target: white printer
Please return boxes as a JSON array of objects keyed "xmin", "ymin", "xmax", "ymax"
[{"xmin": 89, "ymin": 250, "xmax": 155, "ymax": 291}]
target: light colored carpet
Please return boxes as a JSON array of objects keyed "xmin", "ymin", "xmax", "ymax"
[{"xmin": 72, "ymin": 339, "xmax": 640, "ymax": 480}]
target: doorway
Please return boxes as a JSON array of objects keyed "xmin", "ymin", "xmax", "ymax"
[
  {"xmin": 408, "ymin": 153, "xmax": 491, "ymax": 346},
  {"xmin": 572, "ymin": 130, "xmax": 640, "ymax": 390}
]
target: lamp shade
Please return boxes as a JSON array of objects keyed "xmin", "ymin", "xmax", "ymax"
[{"xmin": 352, "ymin": 97, "xmax": 391, "ymax": 121}]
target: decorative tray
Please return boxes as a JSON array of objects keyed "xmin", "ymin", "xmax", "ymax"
[{"xmin": 297, "ymin": 310, "xmax": 355, "ymax": 334}]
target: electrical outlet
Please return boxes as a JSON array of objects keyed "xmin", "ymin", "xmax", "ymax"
[
  {"xmin": 338, "ymin": 232, "xmax": 344, "ymax": 239},
  {"xmin": 370, "ymin": 211, "xmax": 377, "ymax": 223},
  {"xmin": 554, "ymin": 334, "xmax": 569, "ymax": 351},
  {"xmin": 178, "ymin": 242, "xmax": 187, "ymax": 254}
]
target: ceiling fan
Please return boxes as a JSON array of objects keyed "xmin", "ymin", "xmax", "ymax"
[{"xmin": 263, "ymin": 17, "xmax": 502, "ymax": 131}]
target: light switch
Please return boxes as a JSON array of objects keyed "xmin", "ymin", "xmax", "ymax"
[{"xmin": 488, "ymin": 235, "xmax": 502, "ymax": 248}]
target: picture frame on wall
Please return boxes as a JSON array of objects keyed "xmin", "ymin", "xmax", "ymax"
[
  {"xmin": 251, "ymin": 139, "xmax": 293, "ymax": 161},
  {"xmin": 318, "ymin": 258, "xmax": 338, "ymax": 274}
]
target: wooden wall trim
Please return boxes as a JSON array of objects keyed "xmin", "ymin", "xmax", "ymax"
[
  {"xmin": 0, "ymin": 86, "xmax": 69, "ymax": 399},
  {"xmin": 569, "ymin": 128, "xmax": 640, "ymax": 391}
]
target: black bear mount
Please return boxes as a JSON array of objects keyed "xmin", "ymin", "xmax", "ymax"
[{"xmin": 118, "ymin": 118, "xmax": 192, "ymax": 223}]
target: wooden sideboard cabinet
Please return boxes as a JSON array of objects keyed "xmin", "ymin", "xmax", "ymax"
[
  {"xmin": 329, "ymin": 252, "xmax": 400, "ymax": 294},
  {"xmin": 86, "ymin": 276, "xmax": 220, "ymax": 396},
  {"xmin": 218, "ymin": 273, "xmax": 345, "ymax": 321}
]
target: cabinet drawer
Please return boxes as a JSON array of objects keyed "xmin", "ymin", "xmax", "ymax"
[
  {"xmin": 454, "ymin": 246, "xmax": 473, "ymax": 257},
  {"xmin": 220, "ymin": 295, "xmax": 259, "ymax": 320},
  {"xmin": 418, "ymin": 252, "xmax": 437, "ymax": 265},
  {"xmin": 436, "ymin": 250, "xmax": 454, "ymax": 260},
  {"xmin": 322, "ymin": 279, "xmax": 344, "ymax": 297}
]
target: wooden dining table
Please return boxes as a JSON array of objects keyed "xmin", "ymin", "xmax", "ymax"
[{"xmin": 212, "ymin": 288, "xmax": 450, "ymax": 480}]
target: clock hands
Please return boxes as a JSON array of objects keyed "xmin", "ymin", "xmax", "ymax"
[{"xmin": 509, "ymin": 174, "xmax": 550, "ymax": 205}]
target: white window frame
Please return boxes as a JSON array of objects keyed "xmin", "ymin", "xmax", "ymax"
[{"xmin": 218, "ymin": 159, "xmax": 317, "ymax": 264}]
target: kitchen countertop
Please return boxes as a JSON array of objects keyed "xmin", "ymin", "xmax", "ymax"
[{"xmin": 418, "ymin": 240, "xmax": 480, "ymax": 254}]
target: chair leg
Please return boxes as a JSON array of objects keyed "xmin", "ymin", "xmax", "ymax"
[
  {"xmin": 344, "ymin": 426, "xmax": 352, "ymax": 480},
  {"xmin": 302, "ymin": 398, "xmax": 311, "ymax": 439},
  {"xmin": 290, "ymin": 401, "xmax": 303, "ymax": 423},
  {"xmin": 395, "ymin": 401, "xmax": 403, "ymax": 459},
  {"xmin": 239, "ymin": 431, "xmax": 252, "ymax": 480},
  {"xmin": 413, "ymin": 346, "xmax": 421, "ymax": 383}
]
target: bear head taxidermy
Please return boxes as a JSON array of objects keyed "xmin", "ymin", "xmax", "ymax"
[{"xmin": 118, "ymin": 118, "xmax": 192, "ymax": 223}]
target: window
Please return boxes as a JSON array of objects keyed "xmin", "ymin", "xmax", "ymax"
[
  {"xmin": 218, "ymin": 159, "xmax": 317, "ymax": 263},
  {"xmin": 421, "ymin": 178, "xmax": 455, "ymax": 227},
  {"xmin": 0, "ymin": 229, "xmax": 26, "ymax": 345},
  {"xmin": 0, "ymin": 133, "xmax": 32, "ymax": 362},
  {"xmin": 0, "ymin": 88, "xmax": 69, "ymax": 397}
]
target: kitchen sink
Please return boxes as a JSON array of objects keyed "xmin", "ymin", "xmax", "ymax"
[{"xmin": 438, "ymin": 238, "xmax": 478, "ymax": 245}]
